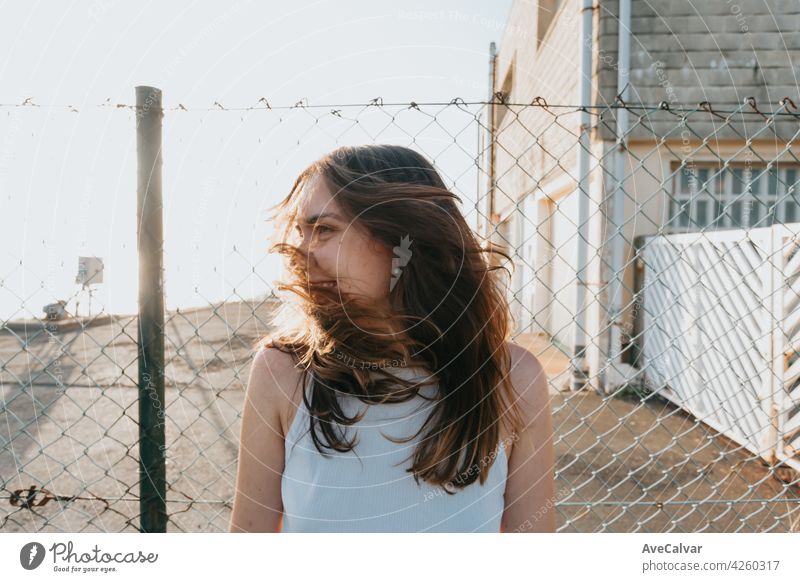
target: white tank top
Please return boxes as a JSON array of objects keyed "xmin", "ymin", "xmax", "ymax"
[{"xmin": 280, "ymin": 366, "xmax": 509, "ymax": 532}]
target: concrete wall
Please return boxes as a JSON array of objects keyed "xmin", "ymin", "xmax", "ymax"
[{"xmin": 492, "ymin": 0, "xmax": 605, "ymax": 365}]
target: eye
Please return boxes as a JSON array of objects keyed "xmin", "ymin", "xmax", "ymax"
[{"xmin": 314, "ymin": 225, "xmax": 333, "ymax": 234}]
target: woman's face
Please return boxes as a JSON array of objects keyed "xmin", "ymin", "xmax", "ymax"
[{"xmin": 291, "ymin": 173, "xmax": 395, "ymax": 305}]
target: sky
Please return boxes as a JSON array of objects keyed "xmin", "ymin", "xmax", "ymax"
[{"xmin": 0, "ymin": 0, "xmax": 513, "ymax": 320}]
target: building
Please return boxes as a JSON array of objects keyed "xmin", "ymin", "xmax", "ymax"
[{"xmin": 484, "ymin": 0, "xmax": 800, "ymax": 390}]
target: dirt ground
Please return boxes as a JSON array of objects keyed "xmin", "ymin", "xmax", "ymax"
[{"xmin": 1, "ymin": 300, "xmax": 798, "ymax": 532}]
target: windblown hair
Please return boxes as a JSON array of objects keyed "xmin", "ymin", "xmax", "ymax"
[{"xmin": 256, "ymin": 144, "xmax": 523, "ymax": 492}]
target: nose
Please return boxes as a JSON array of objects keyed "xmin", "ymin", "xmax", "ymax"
[
  {"xmin": 291, "ymin": 232, "xmax": 315, "ymax": 275},
  {"xmin": 296, "ymin": 229, "xmax": 316, "ymax": 256},
  {"xmin": 299, "ymin": 244, "xmax": 319, "ymax": 278}
]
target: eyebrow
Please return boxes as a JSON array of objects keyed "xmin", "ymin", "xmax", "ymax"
[{"xmin": 298, "ymin": 212, "xmax": 344, "ymax": 224}]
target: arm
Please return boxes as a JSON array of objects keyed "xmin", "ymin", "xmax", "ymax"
[
  {"xmin": 500, "ymin": 344, "xmax": 557, "ymax": 533},
  {"xmin": 229, "ymin": 348, "xmax": 291, "ymax": 533}
]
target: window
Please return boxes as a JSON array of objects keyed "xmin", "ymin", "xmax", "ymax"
[{"xmin": 668, "ymin": 162, "xmax": 800, "ymax": 232}]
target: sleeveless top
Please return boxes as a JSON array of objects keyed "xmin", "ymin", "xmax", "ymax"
[{"xmin": 280, "ymin": 366, "xmax": 509, "ymax": 532}]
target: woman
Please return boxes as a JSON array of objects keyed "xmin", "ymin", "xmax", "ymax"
[{"xmin": 229, "ymin": 144, "xmax": 555, "ymax": 533}]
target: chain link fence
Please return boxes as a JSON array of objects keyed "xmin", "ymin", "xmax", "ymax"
[{"xmin": 1, "ymin": 94, "xmax": 799, "ymax": 532}]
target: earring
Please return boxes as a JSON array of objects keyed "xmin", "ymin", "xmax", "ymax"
[{"xmin": 392, "ymin": 267, "xmax": 401, "ymax": 276}]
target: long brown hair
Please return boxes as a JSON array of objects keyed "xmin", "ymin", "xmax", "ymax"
[{"xmin": 256, "ymin": 144, "xmax": 523, "ymax": 492}]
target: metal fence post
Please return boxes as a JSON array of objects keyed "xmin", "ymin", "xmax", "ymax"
[
  {"xmin": 767, "ymin": 225, "xmax": 781, "ymax": 465},
  {"xmin": 135, "ymin": 85, "xmax": 166, "ymax": 532},
  {"xmin": 570, "ymin": 0, "xmax": 594, "ymax": 391}
]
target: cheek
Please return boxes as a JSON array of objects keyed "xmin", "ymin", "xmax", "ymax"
[
  {"xmin": 315, "ymin": 242, "xmax": 340, "ymax": 271},
  {"xmin": 314, "ymin": 235, "xmax": 354, "ymax": 277},
  {"xmin": 338, "ymin": 234, "xmax": 393, "ymax": 294},
  {"xmin": 335, "ymin": 237, "xmax": 363, "ymax": 277}
]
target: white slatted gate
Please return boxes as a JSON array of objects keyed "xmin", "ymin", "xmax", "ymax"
[{"xmin": 640, "ymin": 224, "xmax": 800, "ymax": 472}]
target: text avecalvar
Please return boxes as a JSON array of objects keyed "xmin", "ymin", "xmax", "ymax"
[{"xmin": 642, "ymin": 543, "xmax": 702, "ymax": 554}]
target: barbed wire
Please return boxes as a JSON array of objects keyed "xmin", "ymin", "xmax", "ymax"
[{"xmin": 0, "ymin": 95, "xmax": 798, "ymax": 116}]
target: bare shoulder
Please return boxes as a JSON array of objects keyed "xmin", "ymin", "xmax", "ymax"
[
  {"xmin": 247, "ymin": 346, "xmax": 305, "ymax": 438},
  {"xmin": 499, "ymin": 341, "xmax": 556, "ymax": 533},
  {"xmin": 252, "ymin": 344, "xmax": 300, "ymax": 378},
  {"xmin": 506, "ymin": 340, "xmax": 546, "ymax": 382},
  {"xmin": 504, "ymin": 341, "xmax": 550, "ymax": 425},
  {"xmin": 231, "ymin": 345, "xmax": 301, "ymax": 532}
]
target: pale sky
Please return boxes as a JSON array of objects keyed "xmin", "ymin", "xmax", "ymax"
[{"xmin": 0, "ymin": 0, "xmax": 513, "ymax": 320}]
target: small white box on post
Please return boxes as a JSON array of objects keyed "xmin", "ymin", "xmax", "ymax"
[
  {"xmin": 76, "ymin": 256, "xmax": 104, "ymax": 286},
  {"xmin": 75, "ymin": 256, "xmax": 104, "ymax": 316}
]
